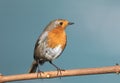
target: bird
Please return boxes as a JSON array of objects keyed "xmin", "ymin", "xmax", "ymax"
[{"xmin": 28, "ymin": 19, "xmax": 74, "ymax": 73}]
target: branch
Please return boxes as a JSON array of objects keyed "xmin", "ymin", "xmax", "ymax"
[{"xmin": 0, "ymin": 65, "xmax": 120, "ymax": 82}]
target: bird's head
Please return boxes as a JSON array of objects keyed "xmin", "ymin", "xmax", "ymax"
[{"xmin": 45, "ymin": 19, "xmax": 74, "ymax": 31}]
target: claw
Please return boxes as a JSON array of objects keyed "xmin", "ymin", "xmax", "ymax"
[
  {"xmin": 37, "ymin": 64, "xmax": 44, "ymax": 78},
  {"xmin": 37, "ymin": 69, "xmax": 44, "ymax": 78},
  {"xmin": 56, "ymin": 68, "xmax": 65, "ymax": 78},
  {"xmin": 49, "ymin": 61, "xmax": 65, "ymax": 78}
]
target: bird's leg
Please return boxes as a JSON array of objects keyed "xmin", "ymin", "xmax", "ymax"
[
  {"xmin": 49, "ymin": 61, "xmax": 65, "ymax": 77},
  {"xmin": 37, "ymin": 60, "xmax": 44, "ymax": 77},
  {"xmin": 37, "ymin": 64, "xmax": 44, "ymax": 72}
]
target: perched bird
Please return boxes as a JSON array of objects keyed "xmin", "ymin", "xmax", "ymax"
[{"xmin": 28, "ymin": 19, "xmax": 74, "ymax": 73}]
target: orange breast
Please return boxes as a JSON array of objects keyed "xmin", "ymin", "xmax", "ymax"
[{"xmin": 47, "ymin": 27, "xmax": 66, "ymax": 49}]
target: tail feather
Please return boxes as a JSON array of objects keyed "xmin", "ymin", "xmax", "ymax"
[{"xmin": 28, "ymin": 60, "xmax": 38, "ymax": 73}]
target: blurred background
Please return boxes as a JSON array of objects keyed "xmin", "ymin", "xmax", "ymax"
[{"xmin": 0, "ymin": 0, "xmax": 120, "ymax": 83}]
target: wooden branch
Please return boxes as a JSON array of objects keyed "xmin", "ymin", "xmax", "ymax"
[{"xmin": 0, "ymin": 65, "xmax": 120, "ymax": 82}]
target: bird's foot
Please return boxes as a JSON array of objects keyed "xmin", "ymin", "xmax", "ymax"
[
  {"xmin": 37, "ymin": 69, "xmax": 44, "ymax": 78},
  {"xmin": 56, "ymin": 68, "xmax": 65, "ymax": 78}
]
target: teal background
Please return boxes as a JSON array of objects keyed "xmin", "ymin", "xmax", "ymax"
[{"xmin": 0, "ymin": 0, "xmax": 120, "ymax": 83}]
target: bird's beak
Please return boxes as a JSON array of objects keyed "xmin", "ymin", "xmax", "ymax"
[{"xmin": 68, "ymin": 22, "xmax": 74, "ymax": 25}]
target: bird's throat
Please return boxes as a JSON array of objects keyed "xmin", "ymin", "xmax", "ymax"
[{"xmin": 47, "ymin": 28, "xmax": 66, "ymax": 49}]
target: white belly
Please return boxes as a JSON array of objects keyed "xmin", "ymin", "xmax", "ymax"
[{"xmin": 43, "ymin": 45, "xmax": 62, "ymax": 60}]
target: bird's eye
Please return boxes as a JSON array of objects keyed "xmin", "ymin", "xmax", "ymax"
[{"xmin": 59, "ymin": 22, "xmax": 63, "ymax": 25}]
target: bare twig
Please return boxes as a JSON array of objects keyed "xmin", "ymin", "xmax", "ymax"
[{"xmin": 0, "ymin": 65, "xmax": 120, "ymax": 82}]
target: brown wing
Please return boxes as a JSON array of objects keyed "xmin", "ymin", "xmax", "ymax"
[{"xmin": 33, "ymin": 31, "xmax": 48, "ymax": 60}]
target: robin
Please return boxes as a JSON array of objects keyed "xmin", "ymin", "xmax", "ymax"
[{"xmin": 28, "ymin": 19, "xmax": 74, "ymax": 73}]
